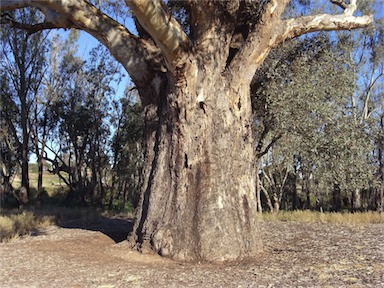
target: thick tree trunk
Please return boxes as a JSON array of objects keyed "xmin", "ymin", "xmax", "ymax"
[{"xmin": 128, "ymin": 63, "xmax": 261, "ymax": 261}]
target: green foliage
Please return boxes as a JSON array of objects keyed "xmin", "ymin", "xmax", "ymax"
[
  {"xmin": 44, "ymin": 40, "xmax": 123, "ymax": 205},
  {"xmin": 110, "ymin": 91, "xmax": 144, "ymax": 208},
  {"xmin": 253, "ymin": 28, "xmax": 382, "ymax": 212},
  {"xmin": 0, "ymin": 7, "xmax": 50, "ymax": 202}
]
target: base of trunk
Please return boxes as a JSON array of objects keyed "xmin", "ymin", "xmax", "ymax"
[{"xmin": 128, "ymin": 117, "xmax": 262, "ymax": 259}]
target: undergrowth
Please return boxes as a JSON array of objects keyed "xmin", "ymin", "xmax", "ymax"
[
  {"xmin": 259, "ymin": 210, "xmax": 384, "ymax": 224},
  {"xmin": 0, "ymin": 210, "xmax": 54, "ymax": 242}
]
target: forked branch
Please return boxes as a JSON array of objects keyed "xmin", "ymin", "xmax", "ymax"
[
  {"xmin": 330, "ymin": 0, "xmax": 357, "ymax": 16},
  {"xmin": 126, "ymin": 0, "xmax": 191, "ymax": 67}
]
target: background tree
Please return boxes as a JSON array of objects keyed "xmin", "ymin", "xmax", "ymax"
[
  {"xmin": 110, "ymin": 92, "xmax": 144, "ymax": 210},
  {"xmin": 347, "ymin": 16, "xmax": 384, "ymax": 211},
  {"xmin": 0, "ymin": 70, "xmax": 20, "ymax": 204},
  {"xmin": 0, "ymin": 8, "xmax": 49, "ymax": 205},
  {"xmin": 252, "ymin": 18, "xmax": 383, "ymax": 212},
  {"xmin": 44, "ymin": 40, "xmax": 121, "ymax": 205},
  {"xmin": 0, "ymin": 0, "xmax": 374, "ymax": 261}
]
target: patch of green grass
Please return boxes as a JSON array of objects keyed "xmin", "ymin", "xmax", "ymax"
[
  {"xmin": 258, "ymin": 210, "xmax": 384, "ymax": 224},
  {"xmin": 13, "ymin": 172, "xmax": 66, "ymax": 197}
]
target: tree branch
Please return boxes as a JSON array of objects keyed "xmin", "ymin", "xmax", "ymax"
[
  {"xmin": 281, "ymin": 13, "xmax": 373, "ymax": 42},
  {"xmin": 125, "ymin": 0, "xmax": 191, "ymax": 68},
  {"xmin": 0, "ymin": 0, "xmax": 30, "ymax": 11},
  {"xmin": 330, "ymin": 0, "xmax": 357, "ymax": 16},
  {"xmin": 2, "ymin": 17, "xmax": 65, "ymax": 36},
  {"xmin": 256, "ymin": 133, "xmax": 283, "ymax": 160},
  {"xmin": 330, "ymin": 0, "xmax": 349, "ymax": 10},
  {"xmin": 228, "ymin": 0, "xmax": 290, "ymax": 84}
]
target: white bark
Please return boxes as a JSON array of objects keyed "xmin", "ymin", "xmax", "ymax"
[{"xmin": 282, "ymin": 14, "xmax": 373, "ymax": 41}]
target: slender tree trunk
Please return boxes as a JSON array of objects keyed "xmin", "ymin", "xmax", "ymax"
[
  {"xmin": 333, "ymin": 183, "xmax": 342, "ymax": 212},
  {"xmin": 292, "ymin": 169, "xmax": 298, "ymax": 210},
  {"xmin": 128, "ymin": 65, "xmax": 261, "ymax": 261},
  {"xmin": 379, "ymin": 115, "xmax": 384, "ymax": 212},
  {"xmin": 352, "ymin": 188, "xmax": 361, "ymax": 212},
  {"xmin": 20, "ymin": 87, "xmax": 30, "ymax": 206},
  {"xmin": 302, "ymin": 169, "xmax": 311, "ymax": 209},
  {"xmin": 255, "ymin": 161, "xmax": 262, "ymax": 213},
  {"xmin": 37, "ymin": 140, "xmax": 46, "ymax": 195},
  {"xmin": 260, "ymin": 184, "xmax": 274, "ymax": 213},
  {"xmin": 272, "ymin": 192, "xmax": 280, "ymax": 213}
]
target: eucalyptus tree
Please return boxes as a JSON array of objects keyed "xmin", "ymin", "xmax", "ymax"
[
  {"xmin": 0, "ymin": 70, "xmax": 19, "ymax": 201},
  {"xmin": 31, "ymin": 32, "xmax": 67, "ymax": 198},
  {"xmin": 0, "ymin": 0, "xmax": 373, "ymax": 261},
  {"xmin": 0, "ymin": 8, "xmax": 49, "ymax": 204},
  {"xmin": 45, "ymin": 41, "xmax": 120, "ymax": 205},
  {"xmin": 252, "ymin": 34, "xmax": 357, "ymax": 211},
  {"xmin": 346, "ymin": 16, "xmax": 384, "ymax": 210},
  {"xmin": 110, "ymin": 92, "xmax": 144, "ymax": 210}
]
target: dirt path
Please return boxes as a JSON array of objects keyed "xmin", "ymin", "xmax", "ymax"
[{"xmin": 1, "ymin": 218, "xmax": 383, "ymax": 287}]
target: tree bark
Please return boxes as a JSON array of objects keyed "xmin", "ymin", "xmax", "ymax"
[{"xmin": 128, "ymin": 60, "xmax": 261, "ymax": 261}]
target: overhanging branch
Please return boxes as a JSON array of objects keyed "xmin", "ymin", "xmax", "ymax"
[
  {"xmin": 281, "ymin": 0, "xmax": 372, "ymax": 41},
  {"xmin": 0, "ymin": 0, "xmax": 30, "ymax": 11},
  {"xmin": 1, "ymin": 17, "xmax": 71, "ymax": 35},
  {"xmin": 0, "ymin": 0, "xmax": 166, "ymax": 104},
  {"xmin": 256, "ymin": 133, "xmax": 283, "ymax": 159}
]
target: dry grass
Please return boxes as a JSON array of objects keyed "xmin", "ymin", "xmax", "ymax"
[
  {"xmin": 259, "ymin": 210, "xmax": 384, "ymax": 224},
  {"xmin": 0, "ymin": 210, "xmax": 54, "ymax": 242},
  {"xmin": 0, "ymin": 207, "xmax": 101, "ymax": 242}
]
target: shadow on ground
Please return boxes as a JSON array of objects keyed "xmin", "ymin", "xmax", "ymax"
[{"xmin": 59, "ymin": 216, "xmax": 134, "ymax": 243}]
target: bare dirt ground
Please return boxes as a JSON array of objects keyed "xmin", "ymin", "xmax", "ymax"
[{"xmin": 0, "ymin": 217, "xmax": 383, "ymax": 288}]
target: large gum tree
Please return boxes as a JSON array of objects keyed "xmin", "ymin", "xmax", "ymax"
[{"xmin": 0, "ymin": 0, "xmax": 373, "ymax": 261}]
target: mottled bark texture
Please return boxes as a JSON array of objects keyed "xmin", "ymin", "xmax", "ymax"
[
  {"xmin": 128, "ymin": 57, "xmax": 261, "ymax": 261},
  {"xmin": 0, "ymin": 0, "xmax": 373, "ymax": 261}
]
